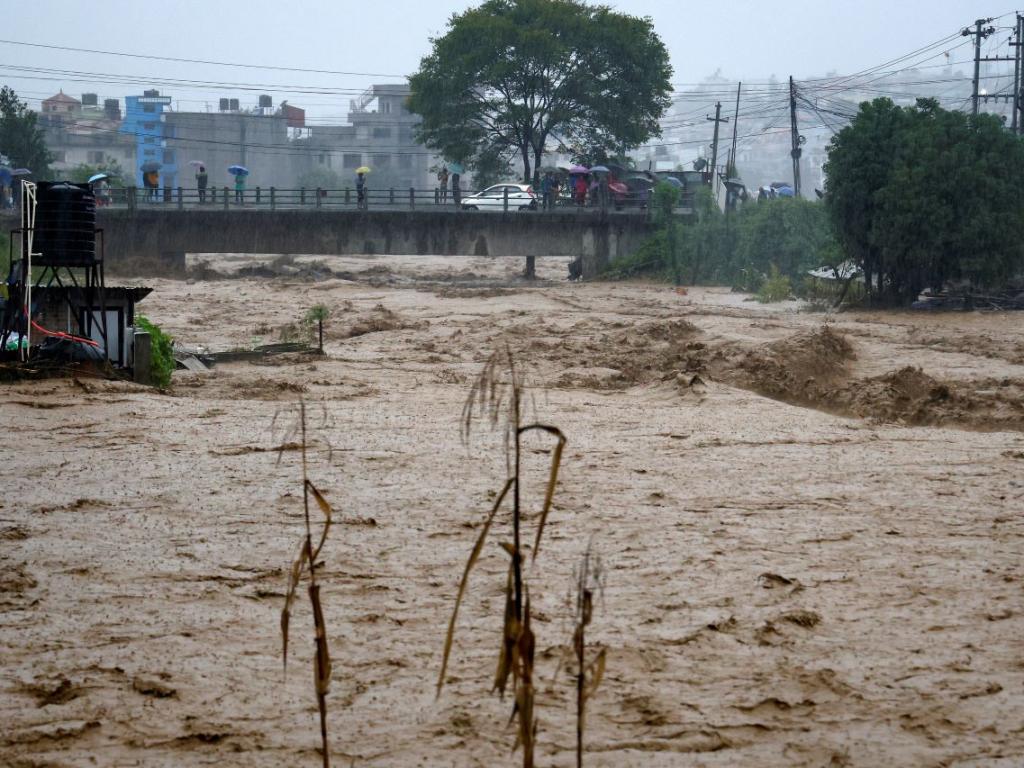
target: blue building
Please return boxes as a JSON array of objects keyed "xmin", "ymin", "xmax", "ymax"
[{"xmin": 120, "ymin": 90, "xmax": 176, "ymax": 189}]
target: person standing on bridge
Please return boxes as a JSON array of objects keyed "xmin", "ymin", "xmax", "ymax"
[
  {"xmin": 541, "ymin": 171, "xmax": 556, "ymax": 211},
  {"xmin": 438, "ymin": 166, "xmax": 449, "ymax": 204},
  {"xmin": 144, "ymin": 170, "xmax": 160, "ymax": 202},
  {"xmin": 356, "ymin": 171, "xmax": 366, "ymax": 209},
  {"xmin": 574, "ymin": 174, "xmax": 587, "ymax": 206},
  {"xmin": 234, "ymin": 172, "xmax": 245, "ymax": 205},
  {"xmin": 196, "ymin": 165, "xmax": 208, "ymax": 204}
]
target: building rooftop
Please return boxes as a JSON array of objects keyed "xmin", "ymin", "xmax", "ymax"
[{"xmin": 43, "ymin": 90, "xmax": 81, "ymax": 105}]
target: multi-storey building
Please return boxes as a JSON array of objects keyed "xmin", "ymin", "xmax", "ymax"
[
  {"xmin": 294, "ymin": 84, "xmax": 434, "ymax": 191},
  {"xmin": 163, "ymin": 96, "xmax": 298, "ymax": 191},
  {"xmin": 41, "ymin": 91, "xmax": 134, "ymax": 177},
  {"xmin": 121, "ymin": 90, "xmax": 175, "ymax": 188}
]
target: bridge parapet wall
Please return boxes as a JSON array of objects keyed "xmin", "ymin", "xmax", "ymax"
[{"xmin": 81, "ymin": 209, "xmax": 652, "ymax": 277}]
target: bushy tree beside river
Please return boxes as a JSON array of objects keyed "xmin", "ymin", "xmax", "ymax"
[{"xmin": 825, "ymin": 97, "xmax": 1024, "ymax": 303}]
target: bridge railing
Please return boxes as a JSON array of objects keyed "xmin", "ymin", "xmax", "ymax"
[{"xmin": 99, "ymin": 186, "xmax": 663, "ymax": 215}]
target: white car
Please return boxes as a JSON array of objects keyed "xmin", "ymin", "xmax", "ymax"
[{"xmin": 460, "ymin": 183, "xmax": 537, "ymax": 211}]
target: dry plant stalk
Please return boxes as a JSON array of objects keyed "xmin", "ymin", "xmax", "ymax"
[
  {"xmin": 438, "ymin": 347, "xmax": 566, "ymax": 768},
  {"xmin": 280, "ymin": 401, "xmax": 335, "ymax": 768},
  {"xmin": 572, "ymin": 546, "xmax": 606, "ymax": 768}
]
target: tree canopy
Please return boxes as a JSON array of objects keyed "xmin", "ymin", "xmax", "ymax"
[
  {"xmin": 69, "ymin": 156, "xmax": 125, "ymax": 184},
  {"xmin": 0, "ymin": 87, "xmax": 52, "ymax": 177},
  {"xmin": 408, "ymin": 0, "xmax": 672, "ymax": 184},
  {"xmin": 825, "ymin": 97, "xmax": 1024, "ymax": 303}
]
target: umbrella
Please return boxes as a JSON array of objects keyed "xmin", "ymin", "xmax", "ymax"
[
  {"xmin": 568, "ymin": 164, "xmax": 589, "ymax": 174},
  {"xmin": 776, "ymin": 186, "xmax": 796, "ymax": 197},
  {"xmin": 589, "ymin": 165, "xmax": 611, "ymax": 173},
  {"xmin": 228, "ymin": 165, "xmax": 249, "ymax": 176},
  {"xmin": 355, "ymin": 166, "xmax": 371, "ymax": 175},
  {"xmin": 140, "ymin": 161, "xmax": 161, "ymax": 173},
  {"xmin": 446, "ymin": 162, "xmax": 464, "ymax": 175},
  {"xmin": 188, "ymin": 160, "xmax": 206, "ymax": 168},
  {"xmin": 11, "ymin": 168, "xmax": 31, "ymax": 176},
  {"xmin": 661, "ymin": 177, "xmax": 684, "ymax": 188},
  {"xmin": 88, "ymin": 173, "xmax": 110, "ymax": 184}
]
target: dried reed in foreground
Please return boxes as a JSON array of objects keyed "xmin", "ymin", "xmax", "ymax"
[
  {"xmin": 572, "ymin": 546, "xmax": 606, "ymax": 768},
  {"xmin": 280, "ymin": 402, "xmax": 335, "ymax": 768},
  {"xmin": 438, "ymin": 347, "xmax": 566, "ymax": 768}
]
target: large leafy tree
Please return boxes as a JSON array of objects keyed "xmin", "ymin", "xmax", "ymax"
[
  {"xmin": 0, "ymin": 87, "xmax": 52, "ymax": 177},
  {"xmin": 408, "ymin": 0, "xmax": 672, "ymax": 183},
  {"xmin": 825, "ymin": 97, "xmax": 1024, "ymax": 303}
]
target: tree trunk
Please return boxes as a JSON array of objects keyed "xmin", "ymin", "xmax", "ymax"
[{"xmin": 520, "ymin": 145, "xmax": 532, "ymax": 185}]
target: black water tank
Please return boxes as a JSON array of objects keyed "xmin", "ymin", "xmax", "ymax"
[{"xmin": 33, "ymin": 182, "xmax": 96, "ymax": 267}]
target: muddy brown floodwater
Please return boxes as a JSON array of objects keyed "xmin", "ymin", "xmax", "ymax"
[{"xmin": 2, "ymin": 253, "xmax": 1023, "ymax": 767}]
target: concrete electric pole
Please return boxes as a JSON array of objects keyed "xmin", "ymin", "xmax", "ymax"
[
  {"xmin": 729, "ymin": 82, "xmax": 741, "ymax": 177},
  {"xmin": 789, "ymin": 76, "xmax": 802, "ymax": 197},
  {"xmin": 706, "ymin": 102, "xmax": 729, "ymax": 193},
  {"xmin": 963, "ymin": 18, "xmax": 996, "ymax": 116}
]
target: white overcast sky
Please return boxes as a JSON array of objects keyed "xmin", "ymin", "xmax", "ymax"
[{"xmin": 0, "ymin": 0, "xmax": 1016, "ymax": 118}]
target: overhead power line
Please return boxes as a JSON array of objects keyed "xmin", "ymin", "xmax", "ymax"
[{"xmin": 0, "ymin": 38, "xmax": 405, "ymax": 79}]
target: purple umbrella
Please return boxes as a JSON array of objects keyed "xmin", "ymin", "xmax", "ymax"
[{"xmin": 569, "ymin": 164, "xmax": 589, "ymax": 174}]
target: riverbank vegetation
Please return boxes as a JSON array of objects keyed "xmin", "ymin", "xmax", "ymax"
[{"xmin": 612, "ymin": 98, "xmax": 1024, "ymax": 306}]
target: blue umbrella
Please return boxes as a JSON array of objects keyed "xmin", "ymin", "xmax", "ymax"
[
  {"xmin": 228, "ymin": 165, "xmax": 249, "ymax": 176},
  {"xmin": 88, "ymin": 172, "xmax": 110, "ymax": 184},
  {"xmin": 662, "ymin": 176, "xmax": 684, "ymax": 188},
  {"xmin": 446, "ymin": 162, "xmax": 464, "ymax": 175},
  {"xmin": 776, "ymin": 186, "xmax": 796, "ymax": 197}
]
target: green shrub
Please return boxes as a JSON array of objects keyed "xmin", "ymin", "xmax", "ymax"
[
  {"xmin": 135, "ymin": 315, "xmax": 174, "ymax": 388},
  {"xmin": 756, "ymin": 267, "xmax": 792, "ymax": 303}
]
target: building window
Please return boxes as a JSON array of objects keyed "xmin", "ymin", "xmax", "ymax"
[
  {"xmin": 373, "ymin": 127, "xmax": 391, "ymax": 139},
  {"xmin": 143, "ymin": 104, "xmax": 155, "ymax": 113},
  {"xmin": 342, "ymin": 153, "xmax": 362, "ymax": 169}
]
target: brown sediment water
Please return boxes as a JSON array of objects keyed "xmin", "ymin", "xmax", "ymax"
[{"xmin": 1, "ymin": 253, "xmax": 1022, "ymax": 766}]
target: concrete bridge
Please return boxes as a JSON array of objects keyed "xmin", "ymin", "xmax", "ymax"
[{"xmin": 83, "ymin": 208, "xmax": 653, "ymax": 278}]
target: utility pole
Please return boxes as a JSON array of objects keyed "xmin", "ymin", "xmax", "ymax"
[
  {"xmin": 963, "ymin": 18, "xmax": 995, "ymax": 116},
  {"xmin": 1012, "ymin": 14, "xmax": 1023, "ymax": 133},
  {"xmin": 729, "ymin": 82, "xmax": 741, "ymax": 177},
  {"xmin": 706, "ymin": 102, "xmax": 729, "ymax": 193},
  {"xmin": 789, "ymin": 76, "xmax": 802, "ymax": 197}
]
